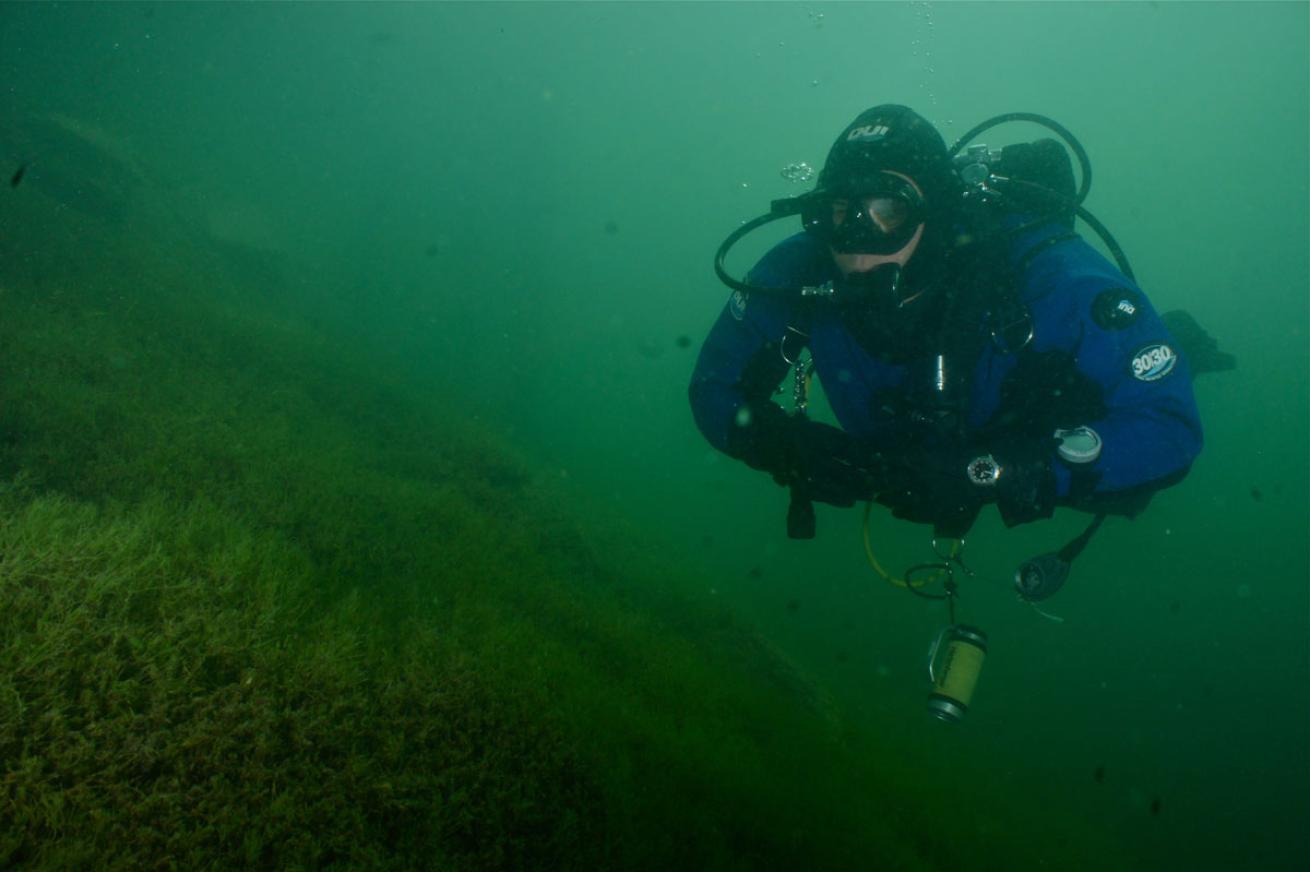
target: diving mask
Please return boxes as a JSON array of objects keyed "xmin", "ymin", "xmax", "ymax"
[{"xmin": 802, "ymin": 171, "xmax": 927, "ymax": 256}]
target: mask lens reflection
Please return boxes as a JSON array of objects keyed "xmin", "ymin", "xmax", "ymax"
[
  {"xmin": 864, "ymin": 196, "xmax": 907, "ymax": 233},
  {"xmin": 830, "ymin": 196, "xmax": 909, "ymax": 236}
]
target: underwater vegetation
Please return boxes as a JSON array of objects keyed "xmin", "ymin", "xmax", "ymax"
[
  {"xmin": 0, "ymin": 118, "xmax": 1128, "ymax": 870},
  {"xmin": 0, "ymin": 492, "xmax": 602, "ymax": 869}
]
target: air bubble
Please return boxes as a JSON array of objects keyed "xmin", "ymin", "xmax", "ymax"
[{"xmin": 780, "ymin": 161, "xmax": 814, "ymax": 183}]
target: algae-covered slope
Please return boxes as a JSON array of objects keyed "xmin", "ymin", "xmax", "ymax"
[
  {"xmin": 0, "ymin": 492, "xmax": 603, "ymax": 869},
  {"xmin": 0, "ymin": 164, "xmax": 1121, "ymax": 869},
  {"xmin": 0, "ymin": 161, "xmax": 891, "ymax": 870}
]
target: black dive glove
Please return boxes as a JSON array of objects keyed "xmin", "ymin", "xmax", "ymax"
[
  {"xmin": 874, "ymin": 447, "xmax": 985, "ymax": 538},
  {"xmin": 991, "ymin": 437, "xmax": 1059, "ymax": 527},
  {"xmin": 874, "ymin": 437, "xmax": 1059, "ymax": 537},
  {"xmin": 732, "ymin": 402, "xmax": 879, "ymax": 508}
]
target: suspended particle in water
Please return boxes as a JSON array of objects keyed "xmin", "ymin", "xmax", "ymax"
[{"xmin": 780, "ymin": 161, "xmax": 814, "ymax": 183}]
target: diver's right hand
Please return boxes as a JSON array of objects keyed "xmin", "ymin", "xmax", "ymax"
[{"xmin": 736, "ymin": 404, "xmax": 878, "ymax": 507}]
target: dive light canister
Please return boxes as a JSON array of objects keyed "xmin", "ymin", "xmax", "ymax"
[{"xmin": 926, "ymin": 625, "xmax": 988, "ymax": 723}]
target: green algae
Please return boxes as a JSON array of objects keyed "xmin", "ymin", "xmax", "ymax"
[{"xmin": 0, "ymin": 146, "xmax": 1128, "ymax": 871}]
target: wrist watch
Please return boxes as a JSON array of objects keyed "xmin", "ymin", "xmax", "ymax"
[{"xmin": 966, "ymin": 454, "xmax": 1001, "ymax": 487}]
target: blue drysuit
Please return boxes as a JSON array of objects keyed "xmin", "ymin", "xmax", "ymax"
[{"xmin": 689, "ymin": 222, "xmax": 1202, "ymax": 526}]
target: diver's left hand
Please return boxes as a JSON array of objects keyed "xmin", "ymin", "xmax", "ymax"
[
  {"xmin": 989, "ymin": 437, "xmax": 1059, "ymax": 527},
  {"xmin": 872, "ymin": 437, "xmax": 1058, "ymax": 536},
  {"xmin": 872, "ymin": 447, "xmax": 988, "ymax": 538}
]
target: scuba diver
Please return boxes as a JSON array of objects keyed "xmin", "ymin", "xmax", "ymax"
[{"xmin": 690, "ymin": 104, "xmax": 1231, "ymax": 602}]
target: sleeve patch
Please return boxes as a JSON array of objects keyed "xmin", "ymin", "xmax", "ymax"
[
  {"xmin": 1092, "ymin": 288, "xmax": 1143, "ymax": 330},
  {"xmin": 729, "ymin": 290, "xmax": 749, "ymax": 321},
  {"xmin": 1129, "ymin": 343, "xmax": 1178, "ymax": 381}
]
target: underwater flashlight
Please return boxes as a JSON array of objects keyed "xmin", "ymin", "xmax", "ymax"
[{"xmin": 926, "ymin": 624, "xmax": 988, "ymax": 723}]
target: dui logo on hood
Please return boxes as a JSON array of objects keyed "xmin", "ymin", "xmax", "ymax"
[
  {"xmin": 1130, "ymin": 343, "xmax": 1177, "ymax": 381},
  {"xmin": 847, "ymin": 123, "xmax": 891, "ymax": 142}
]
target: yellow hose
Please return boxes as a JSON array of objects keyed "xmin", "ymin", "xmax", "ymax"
[{"xmin": 861, "ymin": 501, "xmax": 956, "ymax": 589}]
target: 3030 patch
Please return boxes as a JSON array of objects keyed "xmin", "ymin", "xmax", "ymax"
[{"xmin": 1130, "ymin": 343, "xmax": 1177, "ymax": 381}]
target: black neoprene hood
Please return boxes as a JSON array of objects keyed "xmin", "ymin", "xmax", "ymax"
[{"xmin": 816, "ymin": 104, "xmax": 960, "ymax": 213}]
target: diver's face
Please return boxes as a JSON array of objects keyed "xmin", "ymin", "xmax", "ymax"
[
  {"xmin": 828, "ymin": 171, "xmax": 925, "ymax": 276},
  {"xmin": 831, "ymin": 227, "xmax": 924, "ymax": 276}
]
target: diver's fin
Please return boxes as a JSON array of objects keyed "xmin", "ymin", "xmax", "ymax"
[{"xmin": 1161, "ymin": 309, "xmax": 1236, "ymax": 378}]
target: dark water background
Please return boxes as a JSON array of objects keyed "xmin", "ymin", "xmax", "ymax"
[{"xmin": 2, "ymin": 2, "xmax": 1306, "ymax": 868}]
